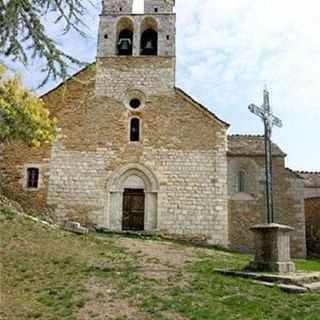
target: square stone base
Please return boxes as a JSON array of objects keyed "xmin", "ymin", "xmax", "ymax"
[
  {"xmin": 249, "ymin": 261, "xmax": 296, "ymax": 273},
  {"xmin": 250, "ymin": 223, "xmax": 296, "ymax": 274}
]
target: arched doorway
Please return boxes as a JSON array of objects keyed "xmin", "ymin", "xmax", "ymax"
[
  {"xmin": 107, "ymin": 164, "xmax": 159, "ymax": 232},
  {"xmin": 122, "ymin": 175, "xmax": 145, "ymax": 231}
]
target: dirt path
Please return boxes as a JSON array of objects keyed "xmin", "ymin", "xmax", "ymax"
[
  {"xmin": 78, "ymin": 278, "xmax": 151, "ymax": 320},
  {"xmin": 117, "ymin": 237, "xmax": 196, "ymax": 280},
  {"xmin": 78, "ymin": 236, "xmax": 194, "ymax": 320}
]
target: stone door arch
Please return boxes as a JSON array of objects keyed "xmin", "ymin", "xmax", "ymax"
[{"xmin": 106, "ymin": 163, "xmax": 159, "ymax": 231}]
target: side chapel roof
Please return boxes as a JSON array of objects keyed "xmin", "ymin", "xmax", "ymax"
[
  {"xmin": 295, "ymin": 171, "xmax": 320, "ymax": 187},
  {"xmin": 227, "ymin": 134, "xmax": 286, "ymax": 157}
]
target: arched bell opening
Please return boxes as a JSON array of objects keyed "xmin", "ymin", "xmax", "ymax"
[
  {"xmin": 116, "ymin": 17, "xmax": 134, "ymax": 56},
  {"xmin": 140, "ymin": 17, "xmax": 158, "ymax": 56}
]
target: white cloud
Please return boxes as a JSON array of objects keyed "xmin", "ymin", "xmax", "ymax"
[
  {"xmin": 175, "ymin": 0, "xmax": 320, "ymax": 170},
  {"xmin": 176, "ymin": 0, "xmax": 320, "ymax": 117}
]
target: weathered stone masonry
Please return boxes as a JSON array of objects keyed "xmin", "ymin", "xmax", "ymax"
[
  {"xmin": 297, "ymin": 172, "xmax": 320, "ymax": 255},
  {"xmin": 1, "ymin": 67, "xmax": 307, "ymax": 256},
  {"xmin": 0, "ymin": 60, "xmax": 230, "ymax": 246},
  {"xmin": 227, "ymin": 135, "xmax": 307, "ymax": 258},
  {"xmin": 0, "ymin": 0, "xmax": 308, "ymax": 257}
]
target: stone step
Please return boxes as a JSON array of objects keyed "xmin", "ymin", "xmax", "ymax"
[
  {"xmin": 64, "ymin": 221, "xmax": 89, "ymax": 235},
  {"xmin": 215, "ymin": 269, "xmax": 320, "ymax": 286},
  {"xmin": 293, "ymin": 275, "xmax": 320, "ymax": 286},
  {"xmin": 303, "ymin": 282, "xmax": 320, "ymax": 292},
  {"xmin": 253, "ymin": 280, "xmax": 308, "ymax": 294}
]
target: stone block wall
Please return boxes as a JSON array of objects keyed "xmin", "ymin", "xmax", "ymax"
[
  {"xmin": 298, "ymin": 172, "xmax": 320, "ymax": 199},
  {"xmin": 1, "ymin": 66, "xmax": 229, "ymax": 248},
  {"xmin": 144, "ymin": 0, "xmax": 175, "ymax": 13},
  {"xmin": 47, "ymin": 143, "xmax": 111, "ymax": 226},
  {"xmin": 102, "ymin": 0, "xmax": 133, "ymax": 13},
  {"xmin": 0, "ymin": 66, "xmax": 97, "ymax": 212},
  {"xmin": 95, "ymin": 57, "xmax": 175, "ymax": 99},
  {"xmin": 151, "ymin": 148, "xmax": 228, "ymax": 245},
  {"xmin": 305, "ymin": 197, "xmax": 320, "ymax": 255},
  {"xmin": 1, "ymin": 143, "xmax": 51, "ymax": 212},
  {"xmin": 228, "ymin": 153, "xmax": 307, "ymax": 258},
  {"xmin": 46, "ymin": 145, "xmax": 228, "ymax": 246}
]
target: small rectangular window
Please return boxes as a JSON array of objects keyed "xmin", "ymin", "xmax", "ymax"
[
  {"xmin": 27, "ymin": 168, "xmax": 39, "ymax": 189},
  {"xmin": 154, "ymin": 7, "xmax": 158, "ymax": 12},
  {"xmin": 238, "ymin": 171, "xmax": 246, "ymax": 193},
  {"xmin": 130, "ymin": 118, "xmax": 140, "ymax": 142}
]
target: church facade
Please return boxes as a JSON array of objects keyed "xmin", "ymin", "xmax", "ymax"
[{"xmin": 1, "ymin": 0, "xmax": 307, "ymax": 257}]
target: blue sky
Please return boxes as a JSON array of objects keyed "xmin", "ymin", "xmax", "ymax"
[{"xmin": 7, "ymin": 0, "xmax": 320, "ymax": 171}]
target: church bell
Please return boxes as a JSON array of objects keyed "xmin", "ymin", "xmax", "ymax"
[
  {"xmin": 145, "ymin": 40, "xmax": 154, "ymax": 50},
  {"xmin": 119, "ymin": 39, "xmax": 130, "ymax": 50},
  {"xmin": 118, "ymin": 38, "xmax": 132, "ymax": 55}
]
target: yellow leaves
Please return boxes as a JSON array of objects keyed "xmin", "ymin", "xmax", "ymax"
[
  {"xmin": 0, "ymin": 64, "xmax": 57, "ymax": 146},
  {"xmin": 0, "ymin": 65, "xmax": 5, "ymax": 77}
]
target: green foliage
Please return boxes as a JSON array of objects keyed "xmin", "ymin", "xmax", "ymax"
[
  {"xmin": 0, "ymin": 65, "xmax": 57, "ymax": 146},
  {"xmin": 0, "ymin": 0, "xmax": 89, "ymax": 86},
  {"xmin": 0, "ymin": 206, "xmax": 17, "ymax": 218}
]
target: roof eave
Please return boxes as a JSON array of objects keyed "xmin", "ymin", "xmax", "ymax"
[
  {"xmin": 175, "ymin": 87, "xmax": 230, "ymax": 128},
  {"xmin": 227, "ymin": 152, "xmax": 286, "ymax": 158}
]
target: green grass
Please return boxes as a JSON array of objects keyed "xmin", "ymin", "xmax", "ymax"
[
  {"xmin": 111, "ymin": 249, "xmax": 320, "ymax": 320},
  {"xmin": 0, "ymin": 208, "xmax": 137, "ymax": 320},
  {"xmin": 164, "ymin": 257, "xmax": 320, "ymax": 320},
  {"xmin": 1, "ymin": 208, "xmax": 320, "ymax": 320},
  {"xmin": 296, "ymin": 258, "xmax": 320, "ymax": 272}
]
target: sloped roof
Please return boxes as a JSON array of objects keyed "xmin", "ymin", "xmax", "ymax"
[
  {"xmin": 175, "ymin": 88, "xmax": 229, "ymax": 128},
  {"xmin": 296, "ymin": 171, "xmax": 320, "ymax": 187},
  {"xmin": 39, "ymin": 64, "xmax": 229, "ymax": 128},
  {"xmin": 40, "ymin": 63, "xmax": 95, "ymax": 98},
  {"xmin": 228, "ymin": 134, "xmax": 286, "ymax": 157},
  {"xmin": 286, "ymin": 168, "xmax": 305, "ymax": 180}
]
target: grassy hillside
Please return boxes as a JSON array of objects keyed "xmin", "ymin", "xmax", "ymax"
[{"xmin": 1, "ymin": 208, "xmax": 320, "ymax": 320}]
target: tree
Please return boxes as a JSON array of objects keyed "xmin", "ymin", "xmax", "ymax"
[
  {"xmin": 0, "ymin": 0, "xmax": 91, "ymax": 86},
  {"xmin": 0, "ymin": 65, "xmax": 57, "ymax": 146}
]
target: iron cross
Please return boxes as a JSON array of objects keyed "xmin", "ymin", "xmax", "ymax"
[{"xmin": 249, "ymin": 89, "xmax": 283, "ymax": 224}]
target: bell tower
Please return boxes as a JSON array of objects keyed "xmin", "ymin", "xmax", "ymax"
[{"xmin": 96, "ymin": 0, "xmax": 176, "ymax": 100}]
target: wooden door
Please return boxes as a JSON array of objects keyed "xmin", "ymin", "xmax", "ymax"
[{"xmin": 122, "ymin": 189, "xmax": 145, "ymax": 231}]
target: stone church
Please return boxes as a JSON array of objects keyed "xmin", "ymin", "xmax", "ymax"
[{"xmin": 1, "ymin": 0, "xmax": 308, "ymax": 257}]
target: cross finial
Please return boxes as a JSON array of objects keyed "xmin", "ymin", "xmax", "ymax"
[
  {"xmin": 263, "ymin": 87, "xmax": 270, "ymax": 112},
  {"xmin": 248, "ymin": 88, "xmax": 283, "ymax": 224},
  {"xmin": 249, "ymin": 89, "xmax": 282, "ymax": 129}
]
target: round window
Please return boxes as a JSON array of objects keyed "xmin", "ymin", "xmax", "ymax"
[
  {"xmin": 129, "ymin": 99, "xmax": 141, "ymax": 109},
  {"xmin": 124, "ymin": 89, "xmax": 146, "ymax": 110}
]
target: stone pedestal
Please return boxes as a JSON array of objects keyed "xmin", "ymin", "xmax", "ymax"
[{"xmin": 249, "ymin": 224, "xmax": 296, "ymax": 273}]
